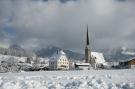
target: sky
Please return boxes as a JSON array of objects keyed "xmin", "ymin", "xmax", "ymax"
[{"xmin": 0, "ymin": 0, "xmax": 135, "ymax": 53}]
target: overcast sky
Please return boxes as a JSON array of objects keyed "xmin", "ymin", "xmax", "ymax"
[{"xmin": 0, "ymin": 0, "xmax": 135, "ymax": 52}]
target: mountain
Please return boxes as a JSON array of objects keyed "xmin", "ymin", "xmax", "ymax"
[
  {"xmin": 60, "ymin": 0, "xmax": 78, "ymax": 3},
  {"xmin": 63, "ymin": 50, "xmax": 84, "ymax": 60},
  {"xmin": 0, "ymin": 44, "xmax": 34, "ymax": 57},
  {"xmin": 102, "ymin": 47, "xmax": 135, "ymax": 62},
  {"xmin": 35, "ymin": 46, "xmax": 84, "ymax": 60},
  {"xmin": 121, "ymin": 47, "xmax": 135, "ymax": 56},
  {"xmin": 35, "ymin": 45, "xmax": 135, "ymax": 61},
  {"xmin": 5, "ymin": 44, "xmax": 135, "ymax": 61},
  {"xmin": 9, "ymin": 44, "xmax": 25, "ymax": 51}
]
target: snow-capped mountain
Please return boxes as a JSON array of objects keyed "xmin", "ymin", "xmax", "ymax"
[
  {"xmin": 1, "ymin": 44, "xmax": 135, "ymax": 62},
  {"xmin": 35, "ymin": 46, "xmax": 84, "ymax": 60},
  {"xmin": 102, "ymin": 46, "xmax": 135, "ymax": 62},
  {"xmin": 121, "ymin": 46, "xmax": 135, "ymax": 56},
  {"xmin": 35, "ymin": 46, "xmax": 135, "ymax": 61},
  {"xmin": 0, "ymin": 44, "xmax": 35, "ymax": 57}
]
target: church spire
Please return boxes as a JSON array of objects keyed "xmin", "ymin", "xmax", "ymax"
[
  {"xmin": 85, "ymin": 24, "xmax": 91, "ymax": 63},
  {"xmin": 86, "ymin": 25, "xmax": 89, "ymax": 46}
]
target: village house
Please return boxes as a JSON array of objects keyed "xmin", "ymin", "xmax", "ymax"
[
  {"xmin": 49, "ymin": 50, "xmax": 69, "ymax": 70},
  {"xmin": 119, "ymin": 58, "xmax": 135, "ymax": 69}
]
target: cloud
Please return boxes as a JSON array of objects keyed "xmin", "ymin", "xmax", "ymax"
[{"xmin": 0, "ymin": 0, "xmax": 135, "ymax": 52}]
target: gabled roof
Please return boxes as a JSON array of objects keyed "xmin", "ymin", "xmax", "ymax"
[{"xmin": 91, "ymin": 52, "xmax": 106, "ymax": 64}]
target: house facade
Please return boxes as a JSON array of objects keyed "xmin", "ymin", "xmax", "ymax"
[
  {"xmin": 128, "ymin": 58, "xmax": 135, "ymax": 68},
  {"xmin": 49, "ymin": 50, "xmax": 69, "ymax": 70},
  {"xmin": 119, "ymin": 58, "xmax": 135, "ymax": 69}
]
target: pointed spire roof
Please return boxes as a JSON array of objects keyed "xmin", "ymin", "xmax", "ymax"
[{"xmin": 86, "ymin": 25, "xmax": 89, "ymax": 45}]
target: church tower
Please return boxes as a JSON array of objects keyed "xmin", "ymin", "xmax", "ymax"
[{"xmin": 85, "ymin": 25, "xmax": 91, "ymax": 64}]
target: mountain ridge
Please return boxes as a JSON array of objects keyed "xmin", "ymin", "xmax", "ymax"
[
  {"xmin": 1, "ymin": 45, "xmax": 135, "ymax": 61},
  {"xmin": 34, "ymin": 46, "xmax": 84, "ymax": 60}
]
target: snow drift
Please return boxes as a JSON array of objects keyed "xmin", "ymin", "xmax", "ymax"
[{"xmin": 0, "ymin": 69, "xmax": 135, "ymax": 89}]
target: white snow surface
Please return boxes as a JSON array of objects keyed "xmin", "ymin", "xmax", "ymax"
[{"xmin": 0, "ymin": 69, "xmax": 135, "ymax": 89}]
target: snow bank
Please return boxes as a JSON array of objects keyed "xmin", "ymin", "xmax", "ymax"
[{"xmin": 0, "ymin": 69, "xmax": 135, "ymax": 89}]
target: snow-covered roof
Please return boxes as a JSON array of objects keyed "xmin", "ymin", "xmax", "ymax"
[
  {"xmin": 50, "ymin": 50, "xmax": 68, "ymax": 61},
  {"xmin": 75, "ymin": 63, "xmax": 90, "ymax": 66},
  {"xmin": 91, "ymin": 52, "xmax": 106, "ymax": 64}
]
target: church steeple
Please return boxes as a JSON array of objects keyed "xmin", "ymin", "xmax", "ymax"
[
  {"xmin": 86, "ymin": 25, "xmax": 89, "ymax": 46},
  {"xmin": 85, "ymin": 25, "xmax": 91, "ymax": 63}
]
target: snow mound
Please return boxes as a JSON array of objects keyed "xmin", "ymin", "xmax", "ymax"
[{"xmin": 0, "ymin": 69, "xmax": 135, "ymax": 89}]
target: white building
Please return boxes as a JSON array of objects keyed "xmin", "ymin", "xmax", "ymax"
[
  {"xmin": 49, "ymin": 50, "xmax": 69, "ymax": 70},
  {"xmin": 84, "ymin": 26, "xmax": 106, "ymax": 70}
]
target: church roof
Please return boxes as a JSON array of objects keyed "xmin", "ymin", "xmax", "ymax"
[{"xmin": 91, "ymin": 52, "xmax": 106, "ymax": 64}]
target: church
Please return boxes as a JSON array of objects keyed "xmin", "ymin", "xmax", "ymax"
[{"xmin": 75, "ymin": 25, "xmax": 106, "ymax": 70}]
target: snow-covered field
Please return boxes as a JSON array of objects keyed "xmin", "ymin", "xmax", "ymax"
[{"xmin": 0, "ymin": 69, "xmax": 135, "ymax": 89}]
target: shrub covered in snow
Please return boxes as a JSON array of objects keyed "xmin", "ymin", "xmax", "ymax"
[{"xmin": 0, "ymin": 54, "xmax": 49, "ymax": 73}]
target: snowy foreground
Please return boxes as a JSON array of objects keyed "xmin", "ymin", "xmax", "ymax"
[{"xmin": 0, "ymin": 69, "xmax": 135, "ymax": 89}]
